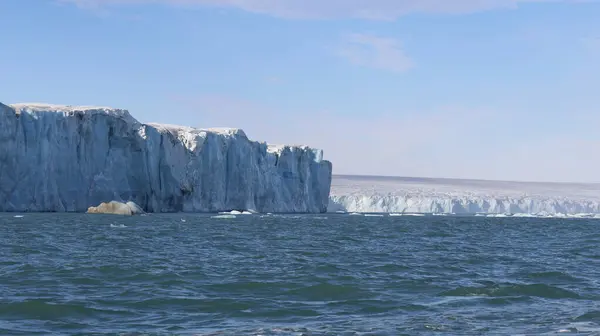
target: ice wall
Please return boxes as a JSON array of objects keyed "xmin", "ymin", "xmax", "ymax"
[
  {"xmin": 328, "ymin": 175, "xmax": 600, "ymax": 215},
  {"xmin": 0, "ymin": 103, "xmax": 332, "ymax": 213}
]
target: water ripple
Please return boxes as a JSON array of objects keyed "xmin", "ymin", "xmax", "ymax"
[{"xmin": 1, "ymin": 213, "xmax": 600, "ymax": 334}]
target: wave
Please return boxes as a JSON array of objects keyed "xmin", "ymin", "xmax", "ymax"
[
  {"xmin": 332, "ymin": 211, "xmax": 600, "ymax": 219},
  {"xmin": 439, "ymin": 282, "xmax": 581, "ymax": 300}
]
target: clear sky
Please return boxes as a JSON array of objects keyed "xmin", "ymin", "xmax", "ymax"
[{"xmin": 2, "ymin": 0, "xmax": 599, "ymax": 183}]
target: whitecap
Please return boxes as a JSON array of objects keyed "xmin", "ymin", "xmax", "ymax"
[
  {"xmin": 512, "ymin": 213, "xmax": 536, "ymax": 218},
  {"xmin": 212, "ymin": 215, "xmax": 236, "ymax": 219}
]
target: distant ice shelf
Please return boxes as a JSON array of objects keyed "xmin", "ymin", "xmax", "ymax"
[{"xmin": 328, "ymin": 175, "xmax": 600, "ymax": 215}]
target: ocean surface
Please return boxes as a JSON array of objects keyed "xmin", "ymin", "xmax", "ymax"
[{"xmin": 2, "ymin": 213, "xmax": 600, "ymax": 335}]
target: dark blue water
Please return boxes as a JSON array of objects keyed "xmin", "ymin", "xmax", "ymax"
[{"xmin": 1, "ymin": 213, "xmax": 600, "ymax": 335}]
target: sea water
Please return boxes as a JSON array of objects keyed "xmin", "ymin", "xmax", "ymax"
[{"xmin": 1, "ymin": 213, "xmax": 600, "ymax": 335}]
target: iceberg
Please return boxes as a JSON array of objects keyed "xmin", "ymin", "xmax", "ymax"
[
  {"xmin": 0, "ymin": 103, "xmax": 332, "ymax": 213},
  {"xmin": 87, "ymin": 201, "xmax": 144, "ymax": 216},
  {"xmin": 328, "ymin": 175, "xmax": 600, "ymax": 215}
]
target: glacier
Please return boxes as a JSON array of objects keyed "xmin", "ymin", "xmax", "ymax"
[
  {"xmin": 0, "ymin": 103, "xmax": 332, "ymax": 213},
  {"xmin": 328, "ymin": 175, "xmax": 600, "ymax": 215}
]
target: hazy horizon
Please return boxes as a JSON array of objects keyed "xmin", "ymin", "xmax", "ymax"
[{"xmin": 332, "ymin": 174, "xmax": 600, "ymax": 186}]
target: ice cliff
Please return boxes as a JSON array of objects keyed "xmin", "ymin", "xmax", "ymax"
[
  {"xmin": 329, "ymin": 175, "xmax": 600, "ymax": 215},
  {"xmin": 0, "ymin": 103, "xmax": 332, "ymax": 213}
]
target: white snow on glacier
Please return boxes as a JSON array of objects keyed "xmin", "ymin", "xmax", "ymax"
[
  {"xmin": 328, "ymin": 175, "xmax": 600, "ymax": 215},
  {"xmin": 0, "ymin": 102, "xmax": 332, "ymax": 213}
]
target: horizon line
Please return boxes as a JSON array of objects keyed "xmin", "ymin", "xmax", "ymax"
[{"xmin": 332, "ymin": 173, "xmax": 600, "ymax": 186}]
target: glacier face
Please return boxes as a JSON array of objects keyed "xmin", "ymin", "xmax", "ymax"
[
  {"xmin": 0, "ymin": 103, "xmax": 332, "ymax": 213},
  {"xmin": 328, "ymin": 175, "xmax": 600, "ymax": 215}
]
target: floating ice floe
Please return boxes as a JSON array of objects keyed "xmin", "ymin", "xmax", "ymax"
[
  {"xmin": 87, "ymin": 201, "xmax": 144, "ymax": 216},
  {"xmin": 218, "ymin": 210, "xmax": 255, "ymax": 215}
]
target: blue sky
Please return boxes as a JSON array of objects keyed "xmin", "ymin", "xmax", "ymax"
[{"xmin": 2, "ymin": 0, "xmax": 599, "ymax": 182}]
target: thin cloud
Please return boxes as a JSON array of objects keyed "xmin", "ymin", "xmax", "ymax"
[
  {"xmin": 581, "ymin": 37, "xmax": 600, "ymax": 52},
  {"xmin": 338, "ymin": 34, "xmax": 413, "ymax": 73},
  {"xmin": 59, "ymin": 0, "xmax": 596, "ymax": 19},
  {"xmin": 265, "ymin": 76, "xmax": 283, "ymax": 84}
]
